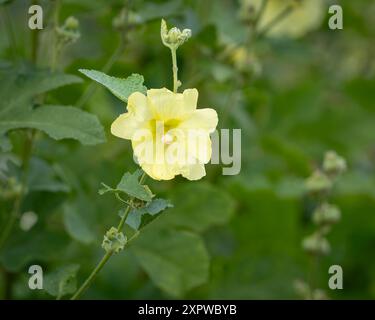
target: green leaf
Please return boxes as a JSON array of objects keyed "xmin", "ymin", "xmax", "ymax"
[
  {"xmin": 0, "ymin": 68, "xmax": 105, "ymax": 145},
  {"xmin": 162, "ymin": 182, "xmax": 235, "ymax": 233},
  {"xmin": 123, "ymin": 198, "xmax": 173, "ymax": 231},
  {"xmin": 99, "ymin": 170, "xmax": 153, "ymax": 202},
  {"xmin": 132, "ymin": 229, "xmax": 209, "ymax": 297},
  {"xmin": 28, "ymin": 157, "xmax": 70, "ymax": 193},
  {"xmin": 0, "ymin": 231, "xmax": 68, "ymax": 272},
  {"xmin": 44, "ymin": 264, "xmax": 80, "ymax": 299},
  {"xmin": 1, "ymin": 105, "xmax": 106, "ymax": 145},
  {"xmin": 63, "ymin": 206, "xmax": 96, "ymax": 244},
  {"xmin": 0, "ymin": 68, "xmax": 81, "ymax": 116},
  {"xmin": 79, "ymin": 69, "xmax": 147, "ymax": 102},
  {"xmin": 0, "ymin": 134, "xmax": 11, "ymax": 152}
]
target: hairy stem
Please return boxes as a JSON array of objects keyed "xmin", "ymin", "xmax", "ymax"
[
  {"xmin": 71, "ymin": 172, "xmax": 147, "ymax": 300},
  {"xmin": 171, "ymin": 47, "xmax": 179, "ymax": 93}
]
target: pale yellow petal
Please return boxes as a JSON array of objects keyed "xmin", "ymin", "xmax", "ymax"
[
  {"xmin": 111, "ymin": 113, "xmax": 140, "ymax": 140},
  {"xmin": 127, "ymin": 91, "xmax": 151, "ymax": 121},
  {"xmin": 141, "ymin": 163, "xmax": 177, "ymax": 181},
  {"xmin": 181, "ymin": 163, "xmax": 206, "ymax": 181},
  {"xmin": 147, "ymin": 88, "xmax": 186, "ymax": 120},
  {"xmin": 179, "ymin": 108, "xmax": 218, "ymax": 133},
  {"xmin": 183, "ymin": 88, "xmax": 198, "ymax": 113},
  {"xmin": 185, "ymin": 132, "xmax": 212, "ymax": 164}
]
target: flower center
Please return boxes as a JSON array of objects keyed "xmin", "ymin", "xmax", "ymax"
[{"xmin": 149, "ymin": 118, "xmax": 181, "ymax": 144}]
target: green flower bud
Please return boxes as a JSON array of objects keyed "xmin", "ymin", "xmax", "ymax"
[
  {"xmin": 160, "ymin": 19, "xmax": 191, "ymax": 49},
  {"xmin": 65, "ymin": 16, "xmax": 79, "ymax": 30},
  {"xmin": 102, "ymin": 227, "xmax": 127, "ymax": 254},
  {"xmin": 302, "ymin": 233, "xmax": 330, "ymax": 255},
  {"xmin": 312, "ymin": 203, "xmax": 341, "ymax": 226},
  {"xmin": 323, "ymin": 150, "xmax": 347, "ymax": 176},
  {"xmin": 56, "ymin": 16, "xmax": 81, "ymax": 45},
  {"xmin": 305, "ymin": 170, "xmax": 332, "ymax": 194}
]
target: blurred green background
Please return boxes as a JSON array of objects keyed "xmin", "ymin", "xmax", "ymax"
[{"xmin": 0, "ymin": 0, "xmax": 374, "ymax": 299}]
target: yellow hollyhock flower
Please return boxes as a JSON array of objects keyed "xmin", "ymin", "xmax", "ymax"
[
  {"xmin": 111, "ymin": 88, "xmax": 218, "ymax": 181},
  {"xmin": 242, "ymin": 0, "xmax": 325, "ymax": 38}
]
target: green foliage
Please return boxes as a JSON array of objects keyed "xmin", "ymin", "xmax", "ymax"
[
  {"xmin": 28, "ymin": 157, "xmax": 70, "ymax": 193},
  {"xmin": 44, "ymin": 264, "xmax": 80, "ymax": 299},
  {"xmin": 0, "ymin": 68, "xmax": 105, "ymax": 145},
  {"xmin": 79, "ymin": 69, "xmax": 147, "ymax": 102},
  {"xmin": 162, "ymin": 182, "xmax": 235, "ymax": 233},
  {"xmin": 131, "ymin": 228, "xmax": 209, "ymax": 297},
  {"xmin": 1, "ymin": 0, "xmax": 374, "ymax": 300},
  {"xmin": 99, "ymin": 170, "xmax": 153, "ymax": 202},
  {"xmin": 63, "ymin": 204, "xmax": 96, "ymax": 244},
  {"xmin": 124, "ymin": 198, "xmax": 173, "ymax": 231}
]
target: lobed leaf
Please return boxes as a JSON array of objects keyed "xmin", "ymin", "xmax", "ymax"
[
  {"xmin": 79, "ymin": 69, "xmax": 147, "ymax": 102},
  {"xmin": 99, "ymin": 170, "xmax": 153, "ymax": 202},
  {"xmin": 123, "ymin": 198, "xmax": 173, "ymax": 231}
]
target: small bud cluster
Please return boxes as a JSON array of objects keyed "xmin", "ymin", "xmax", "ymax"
[
  {"xmin": 160, "ymin": 19, "xmax": 191, "ymax": 50},
  {"xmin": 303, "ymin": 150, "xmax": 346, "ymax": 256},
  {"xmin": 56, "ymin": 16, "xmax": 81, "ymax": 45},
  {"xmin": 298, "ymin": 150, "xmax": 347, "ymax": 299},
  {"xmin": 0, "ymin": 176, "xmax": 22, "ymax": 200},
  {"xmin": 102, "ymin": 227, "xmax": 127, "ymax": 254},
  {"xmin": 294, "ymin": 280, "xmax": 328, "ymax": 300},
  {"xmin": 112, "ymin": 9, "xmax": 141, "ymax": 31}
]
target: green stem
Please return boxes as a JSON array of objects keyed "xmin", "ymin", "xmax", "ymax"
[
  {"xmin": 71, "ymin": 172, "xmax": 147, "ymax": 300},
  {"xmin": 70, "ymin": 250, "xmax": 113, "ymax": 300},
  {"xmin": 0, "ymin": 195, "xmax": 21, "ymax": 250},
  {"xmin": 1, "ymin": 6, "xmax": 18, "ymax": 62},
  {"xmin": 171, "ymin": 47, "xmax": 179, "ymax": 93},
  {"xmin": 50, "ymin": 0, "xmax": 61, "ymax": 71},
  {"xmin": 30, "ymin": 0, "xmax": 39, "ymax": 63},
  {"xmin": 0, "ymin": 0, "xmax": 62, "ymax": 252}
]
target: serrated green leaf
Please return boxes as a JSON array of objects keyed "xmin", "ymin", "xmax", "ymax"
[
  {"xmin": 44, "ymin": 264, "xmax": 80, "ymax": 299},
  {"xmin": 79, "ymin": 69, "xmax": 147, "ymax": 102},
  {"xmin": 1, "ymin": 105, "xmax": 106, "ymax": 145},
  {"xmin": 99, "ymin": 170, "xmax": 153, "ymax": 202},
  {"xmin": 117, "ymin": 170, "xmax": 153, "ymax": 201},
  {"xmin": 132, "ymin": 229, "xmax": 209, "ymax": 297},
  {"xmin": 123, "ymin": 198, "xmax": 173, "ymax": 230}
]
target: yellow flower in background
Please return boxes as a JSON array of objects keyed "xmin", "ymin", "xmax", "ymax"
[
  {"xmin": 111, "ymin": 88, "xmax": 218, "ymax": 181},
  {"xmin": 242, "ymin": 0, "xmax": 325, "ymax": 38}
]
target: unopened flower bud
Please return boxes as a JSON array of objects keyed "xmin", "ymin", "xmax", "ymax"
[
  {"xmin": 323, "ymin": 150, "xmax": 347, "ymax": 176},
  {"xmin": 56, "ymin": 16, "xmax": 81, "ymax": 44},
  {"xmin": 302, "ymin": 233, "xmax": 330, "ymax": 255},
  {"xmin": 102, "ymin": 227, "xmax": 127, "ymax": 253},
  {"xmin": 65, "ymin": 16, "xmax": 79, "ymax": 30},
  {"xmin": 160, "ymin": 19, "xmax": 191, "ymax": 49},
  {"xmin": 312, "ymin": 203, "xmax": 341, "ymax": 226},
  {"xmin": 305, "ymin": 170, "xmax": 332, "ymax": 194}
]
